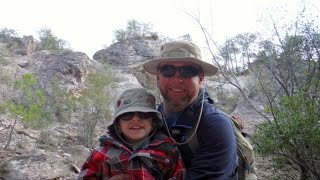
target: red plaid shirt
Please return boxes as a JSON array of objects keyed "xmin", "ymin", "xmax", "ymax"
[{"xmin": 79, "ymin": 131, "xmax": 186, "ymax": 180}]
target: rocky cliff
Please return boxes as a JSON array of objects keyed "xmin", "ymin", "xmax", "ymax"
[
  {"xmin": 0, "ymin": 48, "xmax": 103, "ymax": 179},
  {"xmin": 0, "ymin": 38, "xmax": 268, "ymax": 179},
  {"xmin": 0, "ymin": 38, "xmax": 164, "ymax": 179}
]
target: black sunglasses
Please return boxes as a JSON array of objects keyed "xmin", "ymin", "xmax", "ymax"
[
  {"xmin": 118, "ymin": 112, "xmax": 154, "ymax": 121},
  {"xmin": 158, "ymin": 65, "xmax": 201, "ymax": 78}
]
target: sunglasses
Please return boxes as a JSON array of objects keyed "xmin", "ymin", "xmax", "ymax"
[
  {"xmin": 158, "ymin": 65, "xmax": 201, "ymax": 78},
  {"xmin": 118, "ymin": 112, "xmax": 154, "ymax": 121}
]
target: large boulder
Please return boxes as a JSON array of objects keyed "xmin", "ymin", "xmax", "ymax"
[
  {"xmin": 93, "ymin": 39, "xmax": 162, "ymax": 98},
  {"xmin": 93, "ymin": 39, "xmax": 160, "ymax": 69},
  {"xmin": 8, "ymin": 50, "xmax": 102, "ymax": 95},
  {"xmin": 0, "ymin": 50, "xmax": 103, "ymax": 179}
]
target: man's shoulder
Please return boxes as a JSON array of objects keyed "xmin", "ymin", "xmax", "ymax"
[
  {"xmin": 202, "ymin": 101, "xmax": 229, "ymax": 120},
  {"xmin": 199, "ymin": 103, "xmax": 234, "ymax": 135}
]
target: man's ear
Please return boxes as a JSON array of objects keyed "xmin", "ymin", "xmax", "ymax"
[
  {"xmin": 156, "ymin": 74, "xmax": 161, "ymax": 87},
  {"xmin": 199, "ymin": 73, "xmax": 205, "ymax": 82}
]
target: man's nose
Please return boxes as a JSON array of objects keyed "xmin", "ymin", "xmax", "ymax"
[{"xmin": 172, "ymin": 71, "xmax": 184, "ymax": 81}]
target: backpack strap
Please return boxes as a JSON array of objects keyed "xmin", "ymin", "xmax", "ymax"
[
  {"xmin": 231, "ymin": 115, "xmax": 257, "ymax": 177},
  {"xmin": 186, "ymin": 127, "xmax": 199, "ymax": 153},
  {"xmin": 179, "ymin": 123, "xmax": 199, "ymax": 167},
  {"xmin": 184, "ymin": 115, "xmax": 238, "ymax": 180}
]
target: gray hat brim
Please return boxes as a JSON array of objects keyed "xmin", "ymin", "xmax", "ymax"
[{"xmin": 143, "ymin": 57, "xmax": 218, "ymax": 76}]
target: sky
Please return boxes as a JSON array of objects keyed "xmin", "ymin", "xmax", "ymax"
[{"xmin": 1, "ymin": 0, "xmax": 319, "ymax": 58}]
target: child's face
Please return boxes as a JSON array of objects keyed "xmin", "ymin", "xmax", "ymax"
[{"xmin": 117, "ymin": 112, "xmax": 154, "ymax": 144}]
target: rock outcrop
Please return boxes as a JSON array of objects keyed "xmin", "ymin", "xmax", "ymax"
[
  {"xmin": 0, "ymin": 39, "xmax": 161, "ymax": 179},
  {"xmin": 93, "ymin": 39, "xmax": 160, "ymax": 68},
  {"xmin": 0, "ymin": 38, "xmax": 266, "ymax": 179},
  {"xmin": 93, "ymin": 39, "xmax": 162, "ymax": 97},
  {"xmin": 0, "ymin": 49, "xmax": 104, "ymax": 179}
]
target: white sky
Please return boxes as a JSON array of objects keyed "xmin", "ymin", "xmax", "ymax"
[{"xmin": 1, "ymin": 0, "xmax": 319, "ymax": 58}]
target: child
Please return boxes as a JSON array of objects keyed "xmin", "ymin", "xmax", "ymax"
[{"xmin": 78, "ymin": 88, "xmax": 186, "ymax": 180}]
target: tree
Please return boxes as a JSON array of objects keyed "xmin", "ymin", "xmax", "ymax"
[
  {"xmin": 114, "ymin": 19, "xmax": 158, "ymax": 42},
  {"xmin": 0, "ymin": 28, "xmax": 18, "ymax": 44},
  {"xmin": 256, "ymin": 91, "xmax": 320, "ymax": 179},
  {"xmin": 36, "ymin": 27, "xmax": 69, "ymax": 50},
  {"xmin": 71, "ymin": 65, "xmax": 117, "ymax": 147},
  {"xmin": 46, "ymin": 76, "xmax": 73, "ymax": 123},
  {"xmin": 190, "ymin": 1, "xmax": 320, "ymax": 178},
  {"xmin": 0, "ymin": 28, "xmax": 21, "ymax": 54},
  {"xmin": 252, "ymin": 31, "xmax": 320, "ymax": 179},
  {"xmin": 1, "ymin": 73, "xmax": 51, "ymax": 149}
]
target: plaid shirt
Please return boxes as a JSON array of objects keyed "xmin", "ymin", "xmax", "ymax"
[{"xmin": 79, "ymin": 131, "xmax": 186, "ymax": 180}]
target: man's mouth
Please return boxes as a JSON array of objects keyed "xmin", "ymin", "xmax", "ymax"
[{"xmin": 169, "ymin": 88, "xmax": 184, "ymax": 92}]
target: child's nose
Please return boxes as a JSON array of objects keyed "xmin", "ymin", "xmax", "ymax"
[{"xmin": 131, "ymin": 113, "xmax": 141, "ymax": 121}]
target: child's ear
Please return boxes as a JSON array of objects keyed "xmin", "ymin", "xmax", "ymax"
[
  {"xmin": 152, "ymin": 119, "xmax": 158, "ymax": 129},
  {"xmin": 115, "ymin": 121, "xmax": 122, "ymax": 133}
]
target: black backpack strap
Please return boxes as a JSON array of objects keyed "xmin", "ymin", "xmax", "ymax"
[
  {"xmin": 179, "ymin": 130, "xmax": 199, "ymax": 167},
  {"xmin": 186, "ymin": 128, "xmax": 199, "ymax": 153}
]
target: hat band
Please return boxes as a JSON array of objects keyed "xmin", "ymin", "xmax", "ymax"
[{"xmin": 160, "ymin": 51, "xmax": 200, "ymax": 59}]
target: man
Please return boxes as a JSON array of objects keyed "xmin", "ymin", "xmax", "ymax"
[{"xmin": 142, "ymin": 41, "xmax": 238, "ymax": 179}]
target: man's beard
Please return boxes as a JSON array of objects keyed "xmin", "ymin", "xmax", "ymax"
[{"xmin": 161, "ymin": 89, "xmax": 193, "ymax": 112}]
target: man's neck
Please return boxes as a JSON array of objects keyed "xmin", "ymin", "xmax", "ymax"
[
  {"xmin": 162, "ymin": 102, "xmax": 188, "ymax": 116},
  {"xmin": 162, "ymin": 94, "xmax": 200, "ymax": 116}
]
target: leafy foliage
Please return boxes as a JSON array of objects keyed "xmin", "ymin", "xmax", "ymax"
[
  {"xmin": 36, "ymin": 27, "xmax": 69, "ymax": 50},
  {"xmin": 0, "ymin": 28, "xmax": 20, "ymax": 55},
  {"xmin": 197, "ymin": 3, "xmax": 320, "ymax": 178},
  {"xmin": 71, "ymin": 65, "xmax": 116, "ymax": 147},
  {"xmin": 47, "ymin": 76, "xmax": 73, "ymax": 123},
  {"xmin": 250, "ymin": 14, "xmax": 320, "ymax": 180},
  {"xmin": 255, "ymin": 92, "xmax": 320, "ymax": 179},
  {"xmin": 114, "ymin": 19, "xmax": 158, "ymax": 42},
  {"xmin": 0, "ymin": 28, "xmax": 18, "ymax": 44},
  {"xmin": 219, "ymin": 33, "xmax": 258, "ymax": 74},
  {"xmin": 2, "ymin": 73, "xmax": 52, "ymax": 128},
  {"xmin": 0, "ymin": 73, "xmax": 51, "ymax": 149},
  {"xmin": 248, "ymin": 28, "xmax": 320, "ymax": 179}
]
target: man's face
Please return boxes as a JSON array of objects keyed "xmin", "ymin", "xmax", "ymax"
[{"xmin": 156, "ymin": 61, "xmax": 204, "ymax": 112}]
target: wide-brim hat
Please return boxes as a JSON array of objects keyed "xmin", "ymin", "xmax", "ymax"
[
  {"xmin": 143, "ymin": 41, "xmax": 218, "ymax": 76},
  {"xmin": 112, "ymin": 88, "xmax": 162, "ymax": 126}
]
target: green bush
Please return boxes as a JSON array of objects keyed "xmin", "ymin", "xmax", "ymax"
[
  {"xmin": 8, "ymin": 73, "xmax": 51, "ymax": 128},
  {"xmin": 255, "ymin": 92, "xmax": 320, "ymax": 179},
  {"xmin": 1, "ymin": 73, "xmax": 52, "ymax": 149},
  {"xmin": 71, "ymin": 65, "xmax": 117, "ymax": 147},
  {"xmin": 46, "ymin": 76, "xmax": 73, "ymax": 123}
]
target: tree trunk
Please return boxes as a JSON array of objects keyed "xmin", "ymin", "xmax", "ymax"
[{"xmin": 4, "ymin": 117, "xmax": 17, "ymax": 150}]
